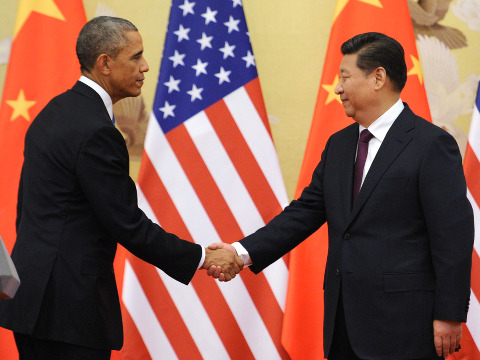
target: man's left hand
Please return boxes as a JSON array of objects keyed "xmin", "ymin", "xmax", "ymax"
[{"xmin": 433, "ymin": 319, "xmax": 462, "ymax": 358}]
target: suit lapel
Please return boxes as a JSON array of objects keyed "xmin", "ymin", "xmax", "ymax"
[
  {"xmin": 347, "ymin": 105, "xmax": 415, "ymax": 225},
  {"xmin": 339, "ymin": 124, "xmax": 360, "ymax": 221}
]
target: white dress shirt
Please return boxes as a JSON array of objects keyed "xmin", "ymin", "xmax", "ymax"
[
  {"xmin": 358, "ymin": 99, "xmax": 404, "ymax": 186},
  {"xmin": 233, "ymin": 99, "xmax": 405, "ymax": 266},
  {"xmin": 79, "ymin": 75, "xmax": 114, "ymax": 122}
]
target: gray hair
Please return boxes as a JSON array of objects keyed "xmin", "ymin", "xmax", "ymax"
[{"xmin": 76, "ymin": 16, "xmax": 138, "ymax": 73}]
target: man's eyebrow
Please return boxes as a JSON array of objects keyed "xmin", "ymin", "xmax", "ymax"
[{"xmin": 132, "ymin": 50, "xmax": 143, "ymax": 58}]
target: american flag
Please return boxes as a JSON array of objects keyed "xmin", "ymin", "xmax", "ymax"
[
  {"xmin": 120, "ymin": 0, "xmax": 290, "ymax": 359},
  {"xmin": 462, "ymin": 81, "xmax": 480, "ymax": 359}
]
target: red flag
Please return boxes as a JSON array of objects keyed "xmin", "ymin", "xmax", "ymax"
[
  {"xmin": 281, "ymin": 1, "xmax": 431, "ymax": 359},
  {"xmin": 0, "ymin": 0, "xmax": 86, "ymax": 358},
  {"xmin": 119, "ymin": 1, "xmax": 290, "ymax": 359},
  {"xmin": 458, "ymin": 81, "xmax": 480, "ymax": 359}
]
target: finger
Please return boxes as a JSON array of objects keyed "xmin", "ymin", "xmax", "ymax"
[
  {"xmin": 434, "ymin": 336, "xmax": 443, "ymax": 357},
  {"xmin": 218, "ymin": 273, "xmax": 225, "ymax": 282},
  {"xmin": 233, "ymin": 263, "xmax": 240, "ymax": 274},
  {"xmin": 450, "ymin": 338, "xmax": 455, "ymax": 355},
  {"xmin": 206, "ymin": 265, "xmax": 220, "ymax": 278},
  {"xmin": 223, "ymin": 267, "xmax": 235, "ymax": 281},
  {"xmin": 208, "ymin": 242, "xmax": 222, "ymax": 250},
  {"xmin": 443, "ymin": 336, "xmax": 450, "ymax": 358},
  {"xmin": 450, "ymin": 334, "xmax": 458, "ymax": 355},
  {"xmin": 235, "ymin": 256, "xmax": 244, "ymax": 269},
  {"xmin": 206, "ymin": 265, "xmax": 216, "ymax": 276},
  {"xmin": 213, "ymin": 266, "xmax": 222, "ymax": 279}
]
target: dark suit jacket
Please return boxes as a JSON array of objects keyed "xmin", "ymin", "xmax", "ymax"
[
  {"xmin": 240, "ymin": 104, "xmax": 474, "ymax": 359},
  {"xmin": 0, "ymin": 81, "xmax": 202, "ymax": 350}
]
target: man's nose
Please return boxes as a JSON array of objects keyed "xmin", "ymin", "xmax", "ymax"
[
  {"xmin": 334, "ymin": 82, "xmax": 342, "ymax": 94},
  {"xmin": 141, "ymin": 58, "xmax": 149, "ymax": 72}
]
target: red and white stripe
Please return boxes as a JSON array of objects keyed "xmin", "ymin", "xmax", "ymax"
[
  {"xmin": 461, "ymin": 84, "xmax": 480, "ymax": 359},
  {"xmin": 121, "ymin": 78, "xmax": 291, "ymax": 359}
]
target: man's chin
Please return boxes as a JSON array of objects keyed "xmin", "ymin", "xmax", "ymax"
[{"xmin": 130, "ymin": 90, "xmax": 142, "ymax": 98}]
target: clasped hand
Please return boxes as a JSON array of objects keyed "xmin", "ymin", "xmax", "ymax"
[{"xmin": 201, "ymin": 243, "xmax": 243, "ymax": 282}]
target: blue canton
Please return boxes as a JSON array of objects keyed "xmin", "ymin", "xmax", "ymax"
[{"xmin": 153, "ymin": 0, "xmax": 258, "ymax": 134}]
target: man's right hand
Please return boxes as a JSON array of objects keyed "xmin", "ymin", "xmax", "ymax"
[{"xmin": 202, "ymin": 247, "xmax": 243, "ymax": 282}]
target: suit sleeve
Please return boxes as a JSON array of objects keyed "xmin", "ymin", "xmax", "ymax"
[
  {"xmin": 76, "ymin": 125, "xmax": 202, "ymax": 285},
  {"xmin": 419, "ymin": 131, "xmax": 474, "ymax": 322},
  {"xmin": 240, "ymin": 139, "xmax": 330, "ymax": 273}
]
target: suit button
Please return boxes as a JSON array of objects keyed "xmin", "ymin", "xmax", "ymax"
[
  {"xmin": 336, "ymin": 269, "xmax": 340, "ymax": 275},
  {"xmin": 344, "ymin": 233, "xmax": 351, "ymax": 240}
]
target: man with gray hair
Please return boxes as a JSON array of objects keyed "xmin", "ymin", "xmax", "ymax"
[{"xmin": 0, "ymin": 16, "xmax": 242, "ymax": 359}]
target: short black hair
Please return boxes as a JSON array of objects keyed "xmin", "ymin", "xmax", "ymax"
[
  {"xmin": 76, "ymin": 16, "xmax": 138, "ymax": 73},
  {"xmin": 341, "ymin": 32, "xmax": 407, "ymax": 92}
]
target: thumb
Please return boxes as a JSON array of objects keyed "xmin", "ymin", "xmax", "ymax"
[
  {"xmin": 208, "ymin": 242, "xmax": 225, "ymax": 250},
  {"xmin": 234, "ymin": 256, "xmax": 244, "ymax": 269}
]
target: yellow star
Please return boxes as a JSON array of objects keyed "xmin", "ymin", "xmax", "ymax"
[
  {"xmin": 407, "ymin": 54, "xmax": 424, "ymax": 85},
  {"xmin": 358, "ymin": 0, "xmax": 383, "ymax": 7},
  {"xmin": 333, "ymin": 0, "xmax": 383, "ymax": 23},
  {"xmin": 322, "ymin": 75, "xmax": 342, "ymax": 105},
  {"xmin": 6, "ymin": 89, "xmax": 37, "ymax": 122},
  {"xmin": 14, "ymin": 0, "xmax": 66, "ymax": 38}
]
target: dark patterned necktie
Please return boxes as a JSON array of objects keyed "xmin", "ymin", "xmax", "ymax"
[{"xmin": 353, "ymin": 129, "xmax": 373, "ymax": 203}]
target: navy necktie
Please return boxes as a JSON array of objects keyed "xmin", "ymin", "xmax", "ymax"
[
  {"xmin": 353, "ymin": 129, "xmax": 373, "ymax": 203},
  {"xmin": 112, "ymin": 115, "xmax": 115, "ymax": 126}
]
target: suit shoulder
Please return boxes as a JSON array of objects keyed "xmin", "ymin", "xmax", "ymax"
[
  {"xmin": 26, "ymin": 88, "xmax": 114, "ymax": 153},
  {"xmin": 330, "ymin": 122, "xmax": 357, "ymax": 140},
  {"xmin": 49, "ymin": 88, "xmax": 101, "ymax": 115},
  {"xmin": 412, "ymin": 114, "xmax": 455, "ymax": 141},
  {"xmin": 34, "ymin": 88, "xmax": 108, "ymax": 127},
  {"xmin": 398, "ymin": 104, "xmax": 454, "ymax": 142}
]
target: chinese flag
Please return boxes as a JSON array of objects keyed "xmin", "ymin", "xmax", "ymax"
[
  {"xmin": 281, "ymin": 1, "xmax": 431, "ymax": 359},
  {"xmin": 0, "ymin": 1, "xmax": 85, "ymax": 358}
]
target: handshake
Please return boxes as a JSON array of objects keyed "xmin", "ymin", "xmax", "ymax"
[{"xmin": 201, "ymin": 243, "xmax": 244, "ymax": 282}]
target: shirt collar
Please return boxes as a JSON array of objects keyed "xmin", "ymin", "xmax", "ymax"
[
  {"xmin": 359, "ymin": 98, "xmax": 404, "ymax": 142},
  {"xmin": 79, "ymin": 75, "xmax": 114, "ymax": 122}
]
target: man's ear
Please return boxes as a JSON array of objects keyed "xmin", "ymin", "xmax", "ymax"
[
  {"xmin": 96, "ymin": 54, "xmax": 111, "ymax": 75},
  {"xmin": 373, "ymin": 67, "xmax": 387, "ymax": 90}
]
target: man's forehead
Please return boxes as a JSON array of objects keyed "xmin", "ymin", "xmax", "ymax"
[
  {"xmin": 122, "ymin": 31, "xmax": 143, "ymax": 52},
  {"xmin": 339, "ymin": 54, "xmax": 358, "ymax": 72}
]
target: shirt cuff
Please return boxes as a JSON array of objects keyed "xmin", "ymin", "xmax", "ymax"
[
  {"xmin": 232, "ymin": 242, "xmax": 252, "ymax": 267},
  {"xmin": 197, "ymin": 245, "xmax": 206, "ymax": 269}
]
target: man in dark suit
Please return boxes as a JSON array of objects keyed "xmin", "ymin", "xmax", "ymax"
[
  {"xmin": 208, "ymin": 32, "xmax": 474, "ymax": 359},
  {"xmin": 0, "ymin": 16, "xmax": 242, "ymax": 359}
]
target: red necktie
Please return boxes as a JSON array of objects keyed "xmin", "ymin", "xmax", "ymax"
[{"xmin": 353, "ymin": 129, "xmax": 373, "ymax": 203}]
